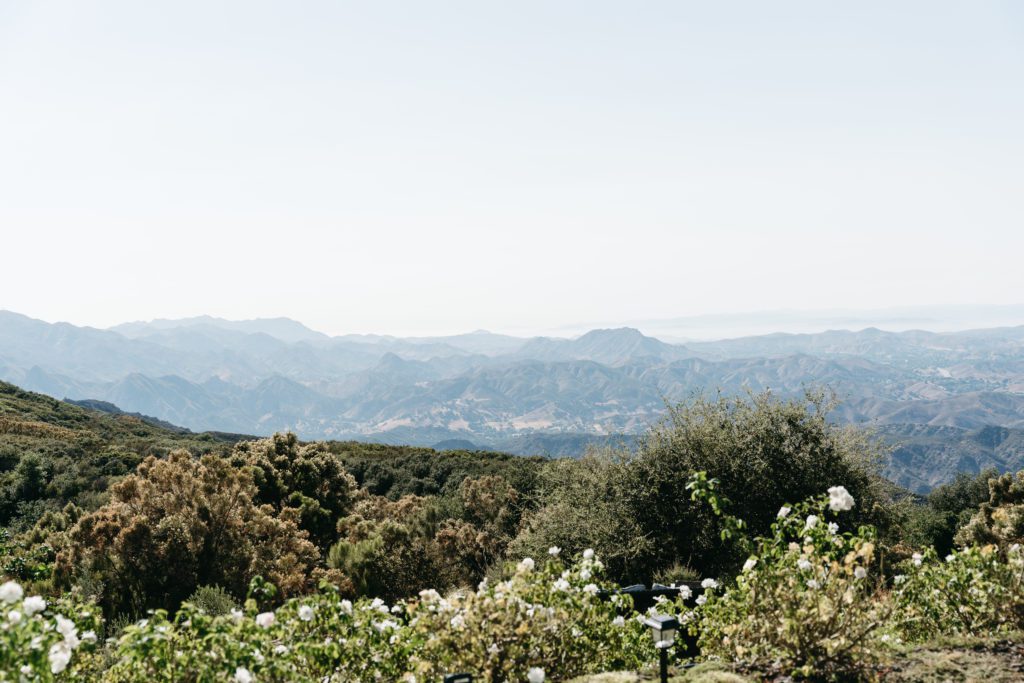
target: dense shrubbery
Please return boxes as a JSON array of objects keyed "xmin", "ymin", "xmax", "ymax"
[
  {"xmin": 901, "ymin": 469, "xmax": 995, "ymax": 557},
  {"xmin": 231, "ymin": 433, "xmax": 360, "ymax": 550},
  {"xmin": 11, "ymin": 383, "xmax": 1024, "ymax": 679},
  {"xmin": 956, "ymin": 469, "xmax": 1024, "ymax": 548},
  {"xmin": 891, "ymin": 545, "xmax": 1024, "ymax": 640},
  {"xmin": 512, "ymin": 391, "xmax": 896, "ymax": 584},
  {"xmin": 328, "ymin": 442, "xmax": 543, "ymax": 502},
  {"xmin": 11, "ymin": 479, "xmax": 1024, "ymax": 680},
  {"xmin": 0, "ymin": 381, "xmax": 234, "ymax": 535},
  {"xmin": 1, "ymin": 551, "xmax": 668, "ymax": 682},
  {"xmin": 54, "ymin": 451, "xmax": 322, "ymax": 617}
]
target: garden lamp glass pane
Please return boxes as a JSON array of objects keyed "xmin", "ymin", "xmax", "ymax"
[{"xmin": 644, "ymin": 614, "xmax": 678, "ymax": 647}]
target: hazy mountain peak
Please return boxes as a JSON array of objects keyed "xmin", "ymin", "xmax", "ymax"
[
  {"xmin": 576, "ymin": 327, "xmax": 647, "ymax": 341},
  {"xmin": 375, "ymin": 352, "xmax": 410, "ymax": 369},
  {"xmin": 111, "ymin": 316, "xmax": 328, "ymax": 344}
]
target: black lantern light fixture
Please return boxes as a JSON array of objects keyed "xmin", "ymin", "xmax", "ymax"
[{"xmin": 644, "ymin": 613, "xmax": 679, "ymax": 683}]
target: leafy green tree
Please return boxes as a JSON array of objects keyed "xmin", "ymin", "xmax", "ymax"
[
  {"xmin": 435, "ymin": 475, "xmax": 524, "ymax": 583},
  {"xmin": 508, "ymin": 454, "xmax": 653, "ymax": 582},
  {"xmin": 327, "ymin": 495, "xmax": 450, "ymax": 600},
  {"xmin": 12, "ymin": 453, "xmax": 46, "ymax": 501},
  {"xmin": 624, "ymin": 390, "xmax": 894, "ymax": 578},
  {"xmin": 231, "ymin": 433, "xmax": 359, "ymax": 550},
  {"xmin": 903, "ymin": 469, "xmax": 995, "ymax": 556},
  {"xmin": 512, "ymin": 390, "xmax": 896, "ymax": 583}
]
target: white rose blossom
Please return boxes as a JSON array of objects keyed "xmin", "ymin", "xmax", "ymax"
[
  {"xmin": 528, "ymin": 667, "xmax": 545, "ymax": 683},
  {"xmin": 255, "ymin": 612, "xmax": 275, "ymax": 628},
  {"xmin": 827, "ymin": 485, "xmax": 856, "ymax": 512},
  {"xmin": 48, "ymin": 642, "xmax": 72, "ymax": 674},
  {"xmin": 0, "ymin": 581, "xmax": 23, "ymax": 605},
  {"xmin": 56, "ymin": 615, "xmax": 78, "ymax": 645},
  {"xmin": 22, "ymin": 596, "xmax": 46, "ymax": 616}
]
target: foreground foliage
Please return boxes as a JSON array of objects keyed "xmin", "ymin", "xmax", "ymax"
[
  {"xmin": 2, "ymin": 552, "xmax": 672, "ymax": 682},
  {"xmin": 11, "ymin": 383, "xmax": 1024, "ymax": 680},
  {"xmin": 11, "ymin": 477, "xmax": 1024, "ymax": 680},
  {"xmin": 695, "ymin": 486, "xmax": 888, "ymax": 678}
]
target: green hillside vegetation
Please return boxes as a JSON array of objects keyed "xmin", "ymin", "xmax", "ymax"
[
  {"xmin": 0, "ymin": 381, "xmax": 242, "ymax": 534},
  {"xmin": 1, "ymin": 380, "xmax": 1020, "ymax": 680}
]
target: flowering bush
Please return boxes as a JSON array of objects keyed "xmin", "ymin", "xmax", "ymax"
[
  {"xmin": 956, "ymin": 470, "xmax": 1024, "ymax": 549},
  {"xmin": 100, "ymin": 551, "xmax": 664, "ymax": 682},
  {"xmin": 692, "ymin": 486, "xmax": 890, "ymax": 679},
  {"xmin": 105, "ymin": 585, "xmax": 414, "ymax": 682},
  {"xmin": 404, "ymin": 550, "xmax": 657, "ymax": 681},
  {"xmin": 17, "ymin": 478, "xmax": 1024, "ymax": 681},
  {"xmin": 891, "ymin": 544, "xmax": 1024, "ymax": 641},
  {"xmin": 0, "ymin": 580, "xmax": 102, "ymax": 681}
]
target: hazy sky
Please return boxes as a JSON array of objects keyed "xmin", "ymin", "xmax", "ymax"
[{"xmin": 1, "ymin": 1, "xmax": 1022, "ymax": 336}]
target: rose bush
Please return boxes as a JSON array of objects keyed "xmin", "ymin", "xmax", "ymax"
[
  {"xmin": 101, "ymin": 551, "xmax": 667, "ymax": 682},
  {"xmin": 690, "ymin": 486, "xmax": 891, "ymax": 679},
  {"xmin": 891, "ymin": 543, "xmax": 1024, "ymax": 641},
  {"xmin": 0, "ymin": 581, "xmax": 102, "ymax": 681}
]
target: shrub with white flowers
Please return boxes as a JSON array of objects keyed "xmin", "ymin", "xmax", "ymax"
[
  {"xmin": 689, "ymin": 484, "xmax": 889, "ymax": 679},
  {"xmin": 891, "ymin": 543, "xmax": 1024, "ymax": 641},
  {"xmin": 0, "ymin": 582, "xmax": 101, "ymax": 680},
  {"xmin": 100, "ymin": 552, "xmax": 667, "ymax": 682},
  {"xmin": 404, "ymin": 549, "xmax": 659, "ymax": 681}
]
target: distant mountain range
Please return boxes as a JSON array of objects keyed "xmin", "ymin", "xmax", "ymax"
[{"xmin": 4, "ymin": 309, "xmax": 1024, "ymax": 491}]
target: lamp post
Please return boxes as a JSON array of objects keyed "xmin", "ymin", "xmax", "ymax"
[
  {"xmin": 443, "ymin": 675, "xmax": 472, "ymax": 683},
  {"xmin": 644, "ymin": 614, "xmax": 679, "ymax": 683}
]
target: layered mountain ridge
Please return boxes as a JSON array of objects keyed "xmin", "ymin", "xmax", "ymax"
[{"xmin": 4, "ymin": 310, "xmax": 1024, "ymax": 490}]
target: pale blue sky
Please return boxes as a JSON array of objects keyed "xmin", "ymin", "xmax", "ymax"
[{"xmin": 1, "ymin": 1, "xmax": 1022, "ymax": 336}]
